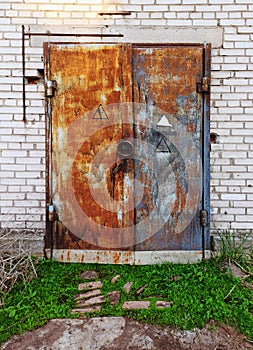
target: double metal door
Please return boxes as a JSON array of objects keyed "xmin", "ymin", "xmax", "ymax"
[{"xmin": 44, "ymin": 43, "xmax": 210, "ymax": 263}]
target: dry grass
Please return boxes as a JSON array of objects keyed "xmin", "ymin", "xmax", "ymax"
[{"xmin": 0, "ymin": 229, "xmax": 37, "ymax": 306}]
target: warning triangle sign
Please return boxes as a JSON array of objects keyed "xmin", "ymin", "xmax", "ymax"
[
  {"xmin": 156, "ymin": 136, "xmax": 171, "ymax": 153},
  {"xmin": 157, "ymin": 115, "xmax": 172, "ymax": 127},
  {"xmin": 92, "ymin": 104, "xmax": 109, "ymax": 120}
]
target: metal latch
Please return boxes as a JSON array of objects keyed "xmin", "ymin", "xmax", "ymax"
[
  {"xmin": 197, "ymin": 77, "xmax": 210, "ymax": 93},
  {"xmin": 200, "ymin": 209, "xmax": 208, "ymax": 226},
  {"xmin": 46, "ymin": 80, "xmax": 57, "ymax": 97}
]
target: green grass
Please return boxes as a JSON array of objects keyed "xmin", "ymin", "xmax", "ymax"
[{"xmin": 0, "ymin": 258, "xmax": 253, "ymax": 344}]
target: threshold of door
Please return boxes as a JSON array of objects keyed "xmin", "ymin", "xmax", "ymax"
[{"xmin": 45, "ymin": 249, "xmax": 211, "ymax": 265}]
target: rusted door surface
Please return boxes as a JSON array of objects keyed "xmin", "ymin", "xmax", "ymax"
[
  {"xmin": 132, "ymin": 46, "xmax": 204, "ymax": 251},
  {"xmin": 44, "ymin": 43, "xmax": 210, "ymax": 262}
]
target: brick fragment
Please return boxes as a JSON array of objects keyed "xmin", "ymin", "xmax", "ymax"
[
  {"xmin": 156, "ymin": 301, "xmax": 172, "ymax": 309},
  {"xmin": 108, "ymin": 291, "xmax": 120, "ymax": 306},
  {"xmin": 78, "ymin": 281, "xmax": 103, "ymax": 291},
  {"xmin": 123, "ymin": 282, "xmax": 133, "ymax": 294},
  {"xmin": 111, "ymin": 275, "xmax": 121, "ymax": 284},
  {"xmin": 76, "ymin": 295, "xmax": 105, "ymax": 307},
  {"xmin": 74, "ymin": 289, "xmax": 101, "ymax": 301},
  {"xmin": 122, "ymin": 301, "xmax": 150, "ymax": 310},
  {"xmin": 71, "ymin": 305, "xmax": 101, "ymax": 314},
  {"xmin": 136, "ymin": 283, "xmax": 149, "ymax": 296},
  {"xmin": 79, "ymin": 270, "xmax": 99, "ymax": 280}
]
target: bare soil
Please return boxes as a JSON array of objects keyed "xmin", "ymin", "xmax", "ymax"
[{"xmin": 1, "ymin": 317, "xmax": 253, "ymax": 350}]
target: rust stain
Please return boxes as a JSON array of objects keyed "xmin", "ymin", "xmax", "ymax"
[
  {"xmin": 113, "ymin": 252, "xmax": 120, "ymax": 264},
  {"xmin": 67, "ymin": 250, "xmax": 70, "ymax": 262}
]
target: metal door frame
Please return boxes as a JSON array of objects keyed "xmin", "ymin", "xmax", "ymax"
[{"xmin": 44, "ymin": 42, "xmax": 211, "ymax": 264}]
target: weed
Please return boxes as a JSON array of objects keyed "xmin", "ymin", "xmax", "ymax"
[{"xmin": 216, "ymin": 228, "xmax": 252, "ymax": 270}]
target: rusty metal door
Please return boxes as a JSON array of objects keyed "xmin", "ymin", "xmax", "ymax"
[{"xmin": 44, "ymin": 43, "xmax": 210, "ymax": 263}]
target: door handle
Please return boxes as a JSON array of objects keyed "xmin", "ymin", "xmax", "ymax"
[{"xmin": 117, "ymin": 140, "xmax": 134, "ymax": 159}]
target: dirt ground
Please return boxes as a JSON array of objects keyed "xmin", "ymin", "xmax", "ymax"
[{"xmin": 1, "ymin": 317, "xmax": 253, "ymax": 350}]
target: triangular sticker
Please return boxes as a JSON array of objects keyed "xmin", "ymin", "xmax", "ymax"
[
  {"xmin": 157, "ymin": 115, "xmax": 172, "ymax": 127},
  {"xmin": 156, "ymin": 136, "xmax": 171, "ymax": 153},
  {"xmin": 92, "ymin": 104, "xmax": 109, "ymax": 120}
]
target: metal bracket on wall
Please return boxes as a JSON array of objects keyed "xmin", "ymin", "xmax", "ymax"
[{"xmin": 21, "ymin": 25, "xmax": 124, "ymax": 123}]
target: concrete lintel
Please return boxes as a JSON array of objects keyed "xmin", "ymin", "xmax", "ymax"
[
  {"xmin": 29, "ymin": 25, "xmax": 222, "ymax": 48},
  {"xmin": 45, "ymin": 249, "xmax": 211, "ymax": 265},
  {"xmin": 104, "ymin": 26, "xmax": 223, "ymax": 48}
]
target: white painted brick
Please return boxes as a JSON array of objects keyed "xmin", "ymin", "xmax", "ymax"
[
  {"xmin": 236, "ymin": 216, "xmax": 253, "ymax": 223},
  {"xmin": 1, "ymin": 207, "xmax": 25, "ymax": 214},
  {"xmin": 222, "ymin": 64, "xmax": 247, "ymax": 71},
  {"xmin": 143, "ymin": 5, "xmax": 168, "ymax": 11},
  {"xmin": 220, "ymin": 19, "xmax": 245, "ymax": 26},
  {"xmin": 235, "ymin": 41, "xmax": 253, "ymax": 49},
  {"xmin": 222, "ymin": 93, "xmax": 247, "ymax": 100},
  {"xmin": 27, "ymin": 179, "xmax": 45, "ymax": 186},
  {"xmin": 1, "ymin": 0, "xmax": 253, "ymax": 235},
  {"xmin": 216, "ymin": 214, "xmax": 235, "ymax": 222},
  {"xmin": 229, "ymin": 12, "xmax": 244, "ymax": 19},
  {"xmin": 130, "ymin": 0, "xmax": 154, "ymax": 3},
  {"xmin": 141, "ymin": 19, "xmax": 167, "ymax": 25},
  {"xmin": 193, "ymin": 19, "xmax": 217, "ymax": 26},
  {"xmin": 221, "ymin": 194, "xmax": 246, "ymax": 201},
  {"xmin": 1, "ymin": 178, "xmax": 26, "ymax": 185},
  {"xmin": 27, "ymin": 193, "xmax": 45, "ymax": 200},
  {"xmin": 232, "ymin": 129, "xmax": 253, "ymax": 136},
  {"xmin": 2, "ymin": 150, "xmax": 27, "ymax": 157},
  {"xmin": 235, "ymin": 173, "xmax": 253, "ymax": 180},
  {"xmin": 221, "ymin": 151, "xmax": 247, "ymax": 159},
  {"xmin": 203, "ymin": 13, "xmax": 215, "ymax": 19},
  {"xmin": 220, "ymin": 49, "xmax": 245, "ymax": 56},
  {"xmin": 234, "ymin": 159, "xmax": 253, "ymax": 165},
  {"xmin": 222, "ymin": 166, "xmax": 247, "ymax": 173}
]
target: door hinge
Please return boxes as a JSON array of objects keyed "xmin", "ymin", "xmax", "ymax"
[
  {"xmin": 200, "ymin": 209, "xmax": 208, "ymax": 226},
  {"xmin": 48, "ymin": 204, "xmax": 56, "ymax": 222},
  {"xmin": 197, "ymin": 77, "xmax": 210, "ymax": 93},
  {"xmin": 46, "ymin": 80, "xmax": 57, "ymax": 97}
]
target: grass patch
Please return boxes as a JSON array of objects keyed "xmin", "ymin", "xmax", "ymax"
[
  {"xmin": 217, "ymin": 228, "xmax": 253, "ymax": 270},
  {"xmin": 0, "ymin": 258, "xmax": 253, "ymax": 344}
]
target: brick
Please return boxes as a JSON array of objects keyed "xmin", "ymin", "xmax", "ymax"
[
  {"xmin": 75, "ymin": 295, "xmax": 105, "ymax": 307},
  {"xmin": 111, "ymin": 275, "xmax": 121, "ymax": 284},
  {"xmin": 78, "ymin": 281, "xmax": 103, "ymax": 291},
  {"xmin": 75, "ymin": 289, "xmax": 101, "ymax": 301},
  {"xmin": 156, "ymin": 301, "xmax": 172, "ymax": 308},
  {"xmin": 143, "ymin": 5, "xmax": 168, "ymax": 11},
  {"xmin": 122, "ymin": 301, "xmax": 150, "ymax": 310},
  {"xmin": 130, "ymin": 0, "xmax": 154, "ymax": 3},
  {"xmin": 221, "ymin": 194, "xmax": 246, "ymax": 201},
  {"xmin": 123, "ymin": 282, "xmax": 133, "ymax": 294},
  {"xmin": 71, "ymin": 305, "xmax": 101, "ymax": 314},
  {"xmin": 157, "ymin": 0, "xmax": 180, "ymax": 3},
  {"xmin": 108, "ymin": 291, "xmax": 120, "ymax": 306}
]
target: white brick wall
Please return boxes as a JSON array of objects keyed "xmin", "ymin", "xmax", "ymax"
[{"xmin": 0, "ymin": 0, "xmax": 253, "ymax": 250}]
